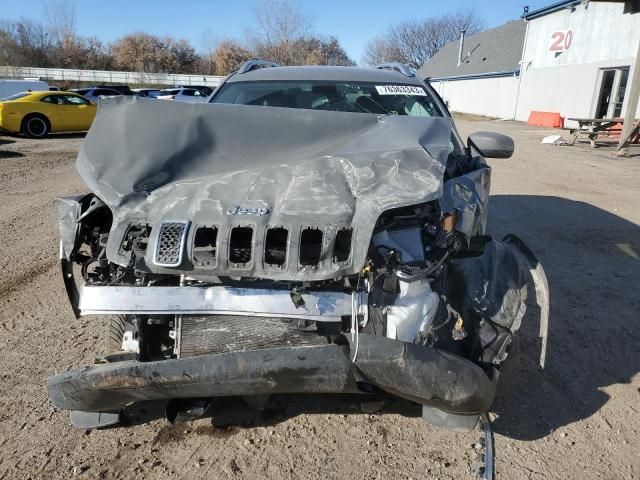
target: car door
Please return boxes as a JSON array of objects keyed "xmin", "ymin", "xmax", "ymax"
[
  {"xmin": 39, "ymin": 95, "xmax": 65, "ymax": 131},
  {"xmin": 59, "ymin": 95, "xmax": 96, "ymax": 131}
]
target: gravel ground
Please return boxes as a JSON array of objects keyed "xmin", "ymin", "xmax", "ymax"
[{"xmin": 0, "ymin": 119, "xmax": 638, "ymax": 480}]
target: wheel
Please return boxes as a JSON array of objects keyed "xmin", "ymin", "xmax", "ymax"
[
  {"xmin": 104, "ymin": 315, "xmax": 135, "ymax": 353},
  {"xmin": 21, "ymin": 114, "xmax": 50, "ymax": 138}
]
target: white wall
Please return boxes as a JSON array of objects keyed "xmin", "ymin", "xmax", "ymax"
[
  {"xmin": 523, "ymin": 2, "xmax": 639, "ymax": 68},
  {"xmin": 515, "ymin": 61, "xmax": 640, "ymax": 125},
  {"xmin": 515, "ymin": 2, "xmax": 640, "ymax": 126},
  {"xmin": 431, "ymin": 75, "xmax": 519, "ymax": 119},
  {"xmin": 0, "ymin": 65, "xmax": 224, "ymax": 87}
]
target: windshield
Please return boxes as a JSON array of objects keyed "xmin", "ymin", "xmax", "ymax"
[{"xmin": 211, "ymin": 80, "xmax": 443, "ymax": 117}]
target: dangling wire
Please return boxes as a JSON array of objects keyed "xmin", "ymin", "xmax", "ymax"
[
  {"xmin": 350, "ymin": 289, "xmax": 360, "ymax": 363},
  {"xmin": 350, "ymin": 270, "xmax": 371, "ymax": 363}
]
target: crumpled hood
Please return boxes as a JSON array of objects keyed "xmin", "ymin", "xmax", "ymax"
[{"xmin": 78, "ymin": 96, "xmax": 453, "ymax": 281}]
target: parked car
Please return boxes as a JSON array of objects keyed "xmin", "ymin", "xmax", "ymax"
[
  {"xmin": 177, "ymin": 84, "xmax": 213, "ymax": 96},
  {"xmin": 100, "ymin": 85, "xmax": 134, "ymax": 95},
  {"xmin": 0, "ymin": 91, "xmax": 96, "ymax": 138},
  {"xmin": 157, "ymin": 87, "xmax": 209, "ymax": 102},
  {"xmin": 71, "ymin": 86, "xmax": 132, "ymax": 103},
  {"xmin": 71, "ymin": 87, "xmax": 120, "ymax": 103},
  {"xmin": 132, "ymin": 88, "xmax": 161, "ymax": 98},
  {"xmin": 48, "ymin": 63, "xmax": 548, "ymax": 471}
]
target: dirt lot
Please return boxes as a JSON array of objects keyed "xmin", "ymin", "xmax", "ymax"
[{"xmin": 0, "ymin": 119, "xmax": 638, "ymax": 480}]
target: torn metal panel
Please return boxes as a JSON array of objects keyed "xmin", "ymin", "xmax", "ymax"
[
  {"xmin": 446, "ymin": 236, "xmax": 548, "ymax": 365},
  {"xmin": 448, "ymin": 238, "xmax": 528, "ymax": 331},
  {"xmin": 441, "ymin": 167, "xmax": 492, "ymax": 237},
  {"xmin": 57, "ymin": 195, "xmax": 84, "ymax": 261},
  {"xmin": 77, "ymin": 97, "xmax": 452, "ymax": 281}
]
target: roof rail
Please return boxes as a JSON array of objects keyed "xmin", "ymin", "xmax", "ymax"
[
  {"xmin": 374, "ymin": 63, "xmax": 416, "ymax": 77},
  {"xmin": 237, "ymin": 60, "xmax": 280, "ymax": 74}
]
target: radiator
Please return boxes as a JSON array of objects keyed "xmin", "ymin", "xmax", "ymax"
[{"xmin": 177, "ymin": 314, "xmax": 330, "ymax": 358}]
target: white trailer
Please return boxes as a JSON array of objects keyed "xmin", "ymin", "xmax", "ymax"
[{"xmin": 0, "ymin": 79, "xmax": 49, "ymax": 99}]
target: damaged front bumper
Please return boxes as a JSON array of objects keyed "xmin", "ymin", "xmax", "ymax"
[
  {"xmin": 49, "ymin": 234, "xmax": 548, "ymax": 430},
  {"xmin": 47, "ymin": 334, "xmax": 496, "ymax": 415}
]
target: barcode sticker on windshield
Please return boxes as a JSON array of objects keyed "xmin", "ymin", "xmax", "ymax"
[{"xmin": 375, "ymin": 85, "xmax": 427, "ymax": 96}]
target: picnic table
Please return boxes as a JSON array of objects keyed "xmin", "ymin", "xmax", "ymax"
[
  {"xmin": 568, "ymin": 117, "xmax": 640, "ymax": 148},
  {"xmin": 567, "ymin": 118, "xmax": 623, "ymax": 148}
]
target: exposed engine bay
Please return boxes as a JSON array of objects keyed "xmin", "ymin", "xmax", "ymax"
[{"xmin": 49, "ymin": 96, "xmax": 548, "ymax": 436}]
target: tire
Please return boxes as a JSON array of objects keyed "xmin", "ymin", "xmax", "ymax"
[
  {"xmin": 21, "ymin": 114, "xmax": 50, "ymax": 138},
  {"xmin": 104, "ymin": 315, "xmax": 131, "ymax": 353}
]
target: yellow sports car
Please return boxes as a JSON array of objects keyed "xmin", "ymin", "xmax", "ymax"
[{"xmin": 0, "ymin": 91, "xmax": 97, "ymax": 138}]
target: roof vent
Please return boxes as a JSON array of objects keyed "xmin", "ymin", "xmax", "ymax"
[{"xmin": 457, "ymin": 29, "xmax": 467, "ymax": 67}]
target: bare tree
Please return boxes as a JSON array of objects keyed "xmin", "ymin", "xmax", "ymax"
[
  {"xmin": 362, "ymin": 8, "xmax": 484, "ymax": 69},
  {"xmin": 362, "ymin": 36, "xmax": 395, "ymax": 66},
  {"xmin": 248, "ymin": 0, "xmax": 354, "ymax": 66},
  {"xmin": 0, "ymin": 0, "xmax": 353, "ymax": 73},
  {"xmin": 81, "ymin": 37, "xmax": 111, "ymax": 70},
  {"xmin": 110, "ymin": 33, "xmax": 197, "ymax": 73},
  {"xmin": 159, "ymin": 37, "xmax": 198, "ymax": 73},
  {"xmin": 317, "ymin": 36, "xmax": 355, "ymax": 66},
  {"xmin": 296, "ymin": 36, "xmax": 355, "ymax": 66},
  {"xmin": 0, "ymin": 3, "xmax": 110, "ymax": 70},
  {"xmin": 44, "ymin": 0, "xmax": 76, "ymax": 43},
  {"xmin": 446, "ymin": 7, "xmax": 484, "ymax": 34},
  {"xmin": 0, "ymin": 19, "xmax": 56, "ymax": 67},
  {"xmin": 110, "ymin": 33, "xmax": 161, "ymax": 72},
  {"xmin": 196, "ymin": 29, "xmax": 220, "ymax": 74},
  {"xmin": 207, "ymin": 39, "xmax": 254, "ymax": 75},
  {"xmin": 250, "ymin": 0, "xmax": 312, "ymax": 65}
]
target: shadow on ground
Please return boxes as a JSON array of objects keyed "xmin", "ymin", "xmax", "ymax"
[
  {"xmin": 105, "ymin": 195, "xmax": 639, "ymax": 443},
  {"xmin": 0, "ymin": 151, "xmax": 24, "ymax": 159},
  {"xmin": 489, "ymin": 195, "xmax": 639, "ymax": 440},
  {"xmin": 48, "ymin": 132, "xmax": 87, "ymax": 140}
]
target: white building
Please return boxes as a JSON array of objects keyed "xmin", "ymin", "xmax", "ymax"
[
  {"xmin": 419, "ymin": 21, "xmax": 526, "ymax": 120},
  {"xmin": 419, "ymin": 0, "xmax": 640, "ymax": 127}
]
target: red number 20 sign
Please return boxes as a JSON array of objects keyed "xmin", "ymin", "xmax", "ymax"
[{"xmin": 550, "ymin": 30, "xmax": 573, "ymax": 52}]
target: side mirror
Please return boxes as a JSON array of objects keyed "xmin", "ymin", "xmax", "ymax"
[{"xmin": 468, "ymin": 131, "xmax": 514, "ymax": 158}]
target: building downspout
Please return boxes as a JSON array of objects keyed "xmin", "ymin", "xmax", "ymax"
[
  {"xmin": 512, "ymin": 19, "xmax": 529, "ymax": 120},
  {"xmin": 512, "ymin": 19, "xmax": 530, "ymax": 120}
]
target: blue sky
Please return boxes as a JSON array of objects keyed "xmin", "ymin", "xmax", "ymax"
[{"xmin": 2, "ymin": 0, "xmax": 532, "ymax": 63}]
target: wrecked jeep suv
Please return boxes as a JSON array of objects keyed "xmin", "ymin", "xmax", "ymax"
[{"xmin": 48, "ymin": 62, "xmax": 548, "ymax": 433}]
